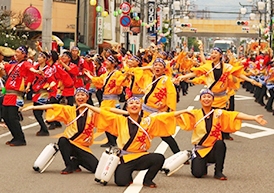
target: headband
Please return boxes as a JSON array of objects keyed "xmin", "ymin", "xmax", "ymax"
[
  {"xmin": 17, "ymin": 46, "xmax": 28, "ymax": 55},
  {"xmin": 127, "ymin": 96, "xmax": 141, "ymax": 104},
  {"xmin": 200, "ymin": 89, "xmax": 214, "ymax": 98},
  {"xmin": 75, "ymin": 87, "xmax": 89, "ymax": 96},
  {"xmin": 132, "ymin": 55, "xmax": 142, "ymax": 64},
  {"xmin": 39, "ymin": 52, "xmax": 49, "ymax": 59},
  {"xmin": 71, "ymin": 46, "xmax": 79, "ymax": 51},
  {"xmin": 107, "ymin": 55, "xmax": 117, "ymax": 64},
  {"xmin": 160, "ymin": 51, "xmax": 168, "ymax": 57},
  {"xmin": 153, "ymin": 58, "xmax": 166, "ymax": 67},
  {"xmin": 213, "ymin": 47, "xmax": 223, "ymax": 55}
]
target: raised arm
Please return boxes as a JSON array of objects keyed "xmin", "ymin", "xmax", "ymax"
[
  {"xmin": 78, "ymin": 104, "xmax": 129, "ymax": 115},
  {"xmin": 21, "ymin": 104, "xmax": 54, "ymax": 112}
]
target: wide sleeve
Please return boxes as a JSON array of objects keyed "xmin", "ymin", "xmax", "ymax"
[
  {"xmin": 94, "ymin": 109, "xmax": 122, "ymax": 136},
  {"xmin": 190, "ymin": 61, "xmax": 212, "ymax": 76},
  {"xmin": 176, "ymin": 110, "xmax": 196, "ymax": 131},
  {"xmin": 91, "ymin": 74, "xmax": 105, "ymax": 89},
  {"xmin": 45, "ymin": 104, "xmax": 74, "ymax": 124},
  {"xmin": 219, "ymin": 110, "xmax": 242, "ymax": 133},
  {"xmin": 147, "ymin": 112, "xmax": 177, "ymax": 137}
]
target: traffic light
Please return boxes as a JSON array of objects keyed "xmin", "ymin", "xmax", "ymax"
[
  {"xmin": 190, "ymin": 28, "xmax": 197, "ymax": 33},
  {"xmin": 236, "ymin": 20, "xmax": 248, "ymax": 26},
  {"xmin": 242, "ymin": 26, "xmax": 249, "ymax": 33},
  {"xmin": 181, "ymin": 23, "xmax": 192, "ymax": 27}
]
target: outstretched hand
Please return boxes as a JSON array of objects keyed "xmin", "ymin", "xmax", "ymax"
[
  {"xmin": 254, "ymin": 115, "xmax": 267, "ymax": 125},
  {"xmin": 21, "ymin": 106, "xmax": 34, "ymax": 112}
]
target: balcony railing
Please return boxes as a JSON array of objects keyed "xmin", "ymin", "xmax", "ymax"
[{"xmin": 53, "ymin": 0, "xmax": 76, "ymax": 4}]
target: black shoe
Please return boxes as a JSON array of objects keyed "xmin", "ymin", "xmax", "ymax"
[
  {"xmin": 55, "ymin": 122, "xmax": 62, "ymax": 128},
  {"xmin": 258, "ymin": 102, "xmax": 265, "ymax": 106},
  {"xmin": 100, "ymin": 142, "xmax": 112, "ymax": 147},
  {"xmin": 9, "ymin": 140, "xmax": 26, "ymax": 146},
  {"xmin": 5, "ymin": 138, "xmax": 15, "ymax": 145},
  {"xmin": 143, "ymin": 181, "xmax": 157, "ymax": 188},
  {"xmin": 60, "ymin": 166, "xmax": 74, "ymax": 175},
  {"xmin": 266, "ymin": 108, "xmax": 273, "ymax": 112},
  {"xmin": 48, "ymin": 124, "xmax": 56, "ymax": 130},
  {"xmin": 36, "ymin": 130, "xmax": 49, "ymax": 136},
  {"xmin": 214, "ymin": 172, "xmax": 227, "ymax": 180}
]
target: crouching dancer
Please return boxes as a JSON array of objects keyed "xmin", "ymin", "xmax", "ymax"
[
  {"xmin": 78, "ymin": 96, "xmax": 190, "ymax": 188},
  {"xmin": 22, "ymin": 87, "xmax": 99, "ymax": 174},
  {"xmin": 176, "ymin": 89, "xmax": 267, "ymax": 180}
]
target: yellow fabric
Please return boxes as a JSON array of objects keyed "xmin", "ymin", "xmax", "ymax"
[
  {"xmin": 190, "ymin": 62, "xmax": 243, "ymax": 108},
  {"xmin": 95, "ymin": 110, "xmax": 177, "ymax": 163},
  {"xmin": 177, "ymin": 109, "xmax": 242, "ymax": 157},
  {"xmin": 46, "ymin": 104, "xmax": 97, "ymax": 153},
  {"xmin": 143, "ymin": 75, "xmax": 176, "ymax": 117},
  {"xmin": 119, "ymin": 67, "xmax": 145, "ymax": 95},
  {"xmin": 91, "ymin": 70, "xmax": 123, "ymax": 95}
]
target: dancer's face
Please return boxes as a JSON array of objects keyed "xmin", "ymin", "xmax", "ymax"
[
  {"xmin": 75, "ymin": 92, "xmax": 89, "ymax": 106},
  {"xmin": 200, "ymin": 93, "xmax": 214, "ymax": 107}
]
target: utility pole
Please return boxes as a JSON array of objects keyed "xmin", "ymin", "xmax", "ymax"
[
  {"xmin": 42, "ymin": 0, "xmax": 52, "ymax": 51},
  {"xmin": 270, "ymin": 0, "xmax": 273, "ymax": 49},
  {"xmin": 75, "ymin": 0, "xmax": 80, "ymax": 46}
]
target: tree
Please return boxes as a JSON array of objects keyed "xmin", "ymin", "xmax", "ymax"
[{"xmin": 0, "ymin": 10, "xmax": 33, "ymax": 49}]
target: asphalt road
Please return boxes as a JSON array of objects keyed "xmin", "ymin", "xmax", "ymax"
[{"xmin": 0, "ymin": 85, "xmax": 274, "ymax": 193}]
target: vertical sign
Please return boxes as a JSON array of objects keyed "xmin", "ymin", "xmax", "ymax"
[
  {"xmin": 147, "ymin": 1, "xmax": 155, "ymax": 33},
  {"xmin": 96, "ymin": 16, "xmax": 104, "ymax": 44}
]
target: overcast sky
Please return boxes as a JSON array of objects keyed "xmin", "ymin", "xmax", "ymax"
[{"xmin": 194, "ymin": 0, "xmax": 251, "ymax": 19}]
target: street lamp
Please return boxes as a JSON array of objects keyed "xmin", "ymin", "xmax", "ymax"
[{"xmin": 239, "ymin": 1, "xmax": 266, "ymax": 46}]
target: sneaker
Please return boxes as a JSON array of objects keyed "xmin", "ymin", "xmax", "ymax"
[
  {"xmin": 36, "ymin": 130, "xmax": 49, "ymax": 136},
  {"xmin": 9, "ymin": 140, "xmax": 27, "ymax": 146},
  {"xmin": 214, "ymin": 172, "xmax": 227, "ymax": 180},
  {"xmin": 143, "ymin": 181, "xmax": 157, "ymax": 188}
]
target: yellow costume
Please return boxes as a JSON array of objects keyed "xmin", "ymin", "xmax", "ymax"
[
  {"xmin": 142, "ymin": 75, "xmax": 177, "ymax": 117},
  {"xmin": 91, "ymin": 70, "xmax": 123, "ymax": 108},
  {"xmin": 96, "ymin": 110, "xmax": 177, "ymax": 163},
  {"xmin": 46, "ymin": 104, "xmax": 98, "ymax": 153},
  {"xmin": 190, "ymin": 61, "xmax": 243, "ymax": 108},
  {"xmin": 177, "ymin": 109, "xmax": 242, "ymax": 157}
]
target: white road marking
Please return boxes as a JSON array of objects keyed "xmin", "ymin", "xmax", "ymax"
[
  {"xmin": 123, "ymin": 106, "xmax": 194, "ymax": 193},
  {"xmin": 234, "ymin": 123, "xmax": 274, "ymax": 139},
  {"xmin": 194, "ymin": 95, "xmax": 200, "ymax": 101},
  {"xmin": 0, "ymin": 122, "xmax": 39, "ymax": 138},
  {"xmin": 234, "ymin": 94, "xmax": 254, "ymax": 101}
]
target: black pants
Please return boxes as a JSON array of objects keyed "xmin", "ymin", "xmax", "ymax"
[
  {"xmin": 96, "ymin": 89, "xmax": 103, "ymax": 106},
  {"xmin": 161, "ymin": 136, "xmax": 180, "ymax": 154},
  {"xmin": 265, "ymin": 89, "xmax": 274, "ymax": 111},
  {"xmin": 255, "ymin": 85, "xmax": 266, "ymax": 105},
  {"xmin": 115, "ymin": 153, "xmax": 164, "ymax": 186},
  {"xmin": 58, "ymin": 137, "xmax": 98, "ymax": 173},
  {"xmin": 0, "ymin": 96, "xmax": 3, "ymax": 121},
  {"xmin": 180, "ymin": 81, "xmax": 188, "ymax": 95},
  {"xmin": 106, "ymin": 132, "xmax": 117, "ymax": 146},
  {"xmin": 33, "ymin": 102, "xmax": 48, "ymax": 133},
  {"xmin": 3, "ymin": 105, "xmax": 25, "ymax": 143},
  {"xmin": 191, "ymin": 140, "xmax": 226, "ymax": 178}
]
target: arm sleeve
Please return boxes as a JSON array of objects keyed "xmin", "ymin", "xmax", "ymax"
[
  {"xmin": 45, "ymin": 104, "xmax": 73, "ymax": 124},
  {"xmin": 148, "ymin": 112, "xmax": 177, "ymax": 137}
]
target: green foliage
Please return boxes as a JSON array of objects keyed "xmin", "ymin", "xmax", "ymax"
[
  {"xmin": 0, "ymin": 10, "xmax": 30, "ymax": 49},
  {"xmin": 188, "ymin": 37, "xmax": 199, "ymax": 51}
]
